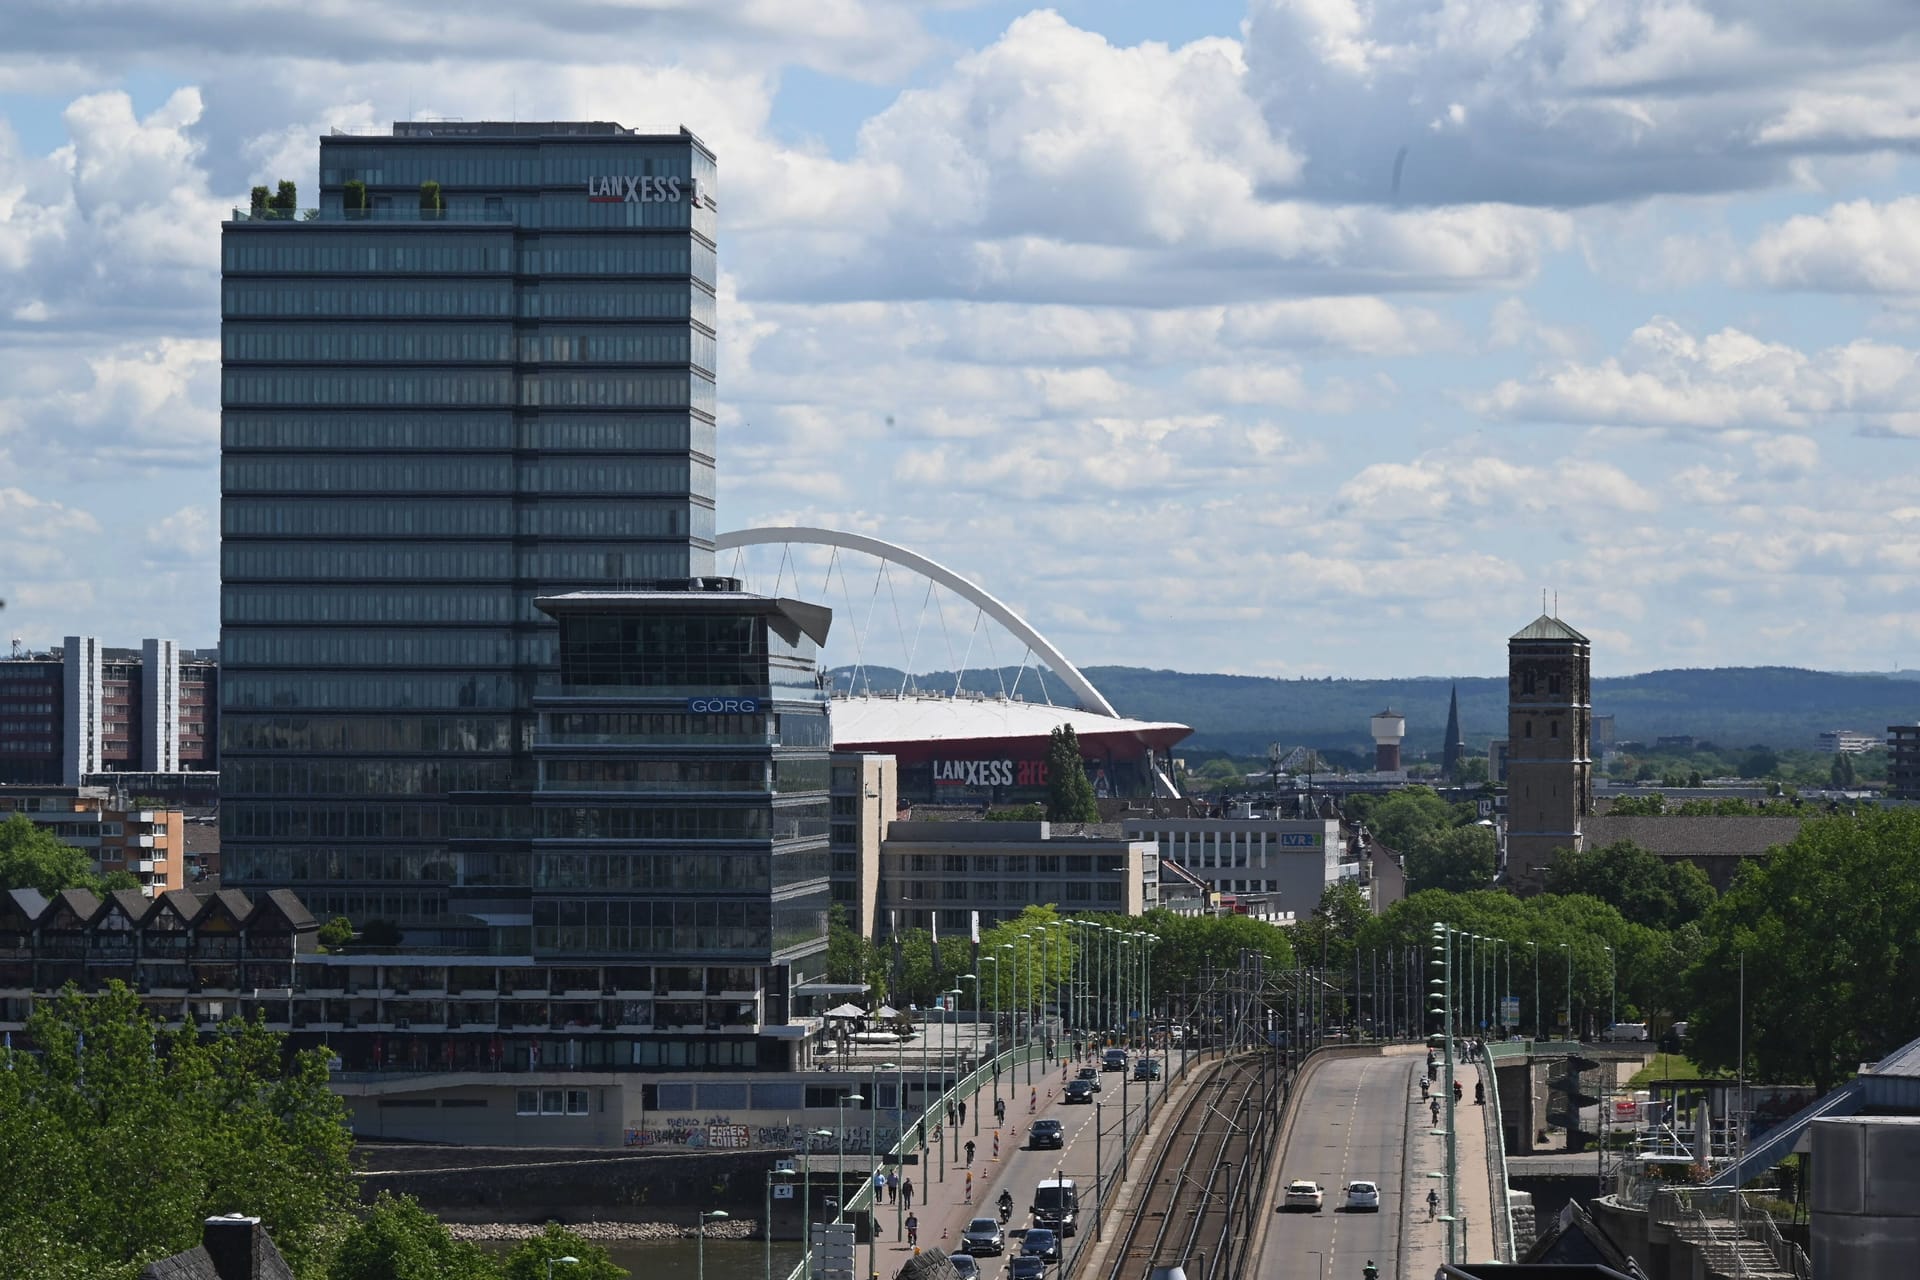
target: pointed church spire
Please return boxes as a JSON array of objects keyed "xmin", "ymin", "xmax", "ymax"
[{"xmin": 1442, "ymin": 683, "xmax": 1465, "ymax": 780}]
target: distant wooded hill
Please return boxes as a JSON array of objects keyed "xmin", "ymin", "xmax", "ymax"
[{"xmin": 827, "ymin": 664, "xmax": 1919, "ymax": 759}]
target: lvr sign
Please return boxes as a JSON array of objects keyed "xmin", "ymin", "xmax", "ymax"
[
  {"xmin": 1278, "ymin": 833, "xmax": 1319, "ymax": 848},
  {"xmin": 587, "ymin": 175, "xmax": 690, "ymax": 203}
]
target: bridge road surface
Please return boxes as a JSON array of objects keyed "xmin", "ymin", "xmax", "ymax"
[
  {"xmin": 872, "ymin": 1053, "xmax": 1155, "ymax": 1277},
  {"xmin": 1254, "ymin": 1050, "xmax": 1496, "ymax": 1280}
]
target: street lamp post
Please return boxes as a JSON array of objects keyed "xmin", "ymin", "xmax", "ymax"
[
  {"xmin": 1604, "ymin": 943, "xmax": 1616, "ymax": 1038},
  {"xmin": 1430, "ymin": 922, "xmax": 1459, "ymax": 1264},
  {"xmin": 1526, "ymin": 941, "xmax": 1538, "ymax": 1042},
  {"xmin": 698, "ymin": 1211, "xmax": 727, "ymax": 1280},
  {"xmin": 1559, "ymin": 943, "xmax": 1573, "ymax": 1041},
  {"xmin": 945, "ymin": 988, "xmax": 963, "ymax": 1169},
  {"xmin": 547, "ymin": 1255, "xmax": 579, "ymax": 1280},
  {"xmin": 766, "ymin": 1168, "xmax": 794, "ymax": 1280},
  {"xmin": 835, "ymin": 1094, "xmax": 864, "ymax": 1223},
  {"xmin": 958, "ymin": 973, "xmax": 979, "ymax": 1137},
  {"xmin": 870, "ymin": 1062, "xmax": 894, "ymax": 1280},
  {"xmin": 801, "ymin": 1128, "xmax": 832, "ymax": 1280},
  {"xmin": 1017, "ymin": 933, "xmax": 1035, "ymax": 1086}
]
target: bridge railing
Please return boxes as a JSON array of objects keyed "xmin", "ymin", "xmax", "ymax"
[
  {"xmin": 1486, "ymin": 1038, "xmax": 1583, "ymax": 1060},
  {"xmin": 781, "ymin": 1038, "xmax": 1050, "ymax": 1280},
  {"xmin": 1474, "ymin": 1040, "xmax": 1519, "ymax": 1262}
]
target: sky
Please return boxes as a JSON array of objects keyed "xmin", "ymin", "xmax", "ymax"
[{"xmin": 5, "ymin": 1, "xmax": 1920, "ymax": 679}]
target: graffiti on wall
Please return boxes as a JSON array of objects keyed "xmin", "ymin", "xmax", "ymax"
[{"xmin": 623, "ymin": 1116, "xmax": 907, "ymax": 1151}]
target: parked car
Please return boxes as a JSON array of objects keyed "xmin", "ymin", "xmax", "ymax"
[
  {"xmin": 1029, "ymin": 1118, "xmax": 1065, "ymax": 1150},
  {"xmin": 950, "ymin": 1255, "xmax": 981, "ymax": 1280},
  {"xmin": 960, "ymin": 1217, "xmax": 1005, "ymax": 1256},
  {"xmin": 1075, "ymin": 1066, "xmax": 1103, "ymax": 1090},
  {"xmin": 1281, "ymin": 1180, "xmax": 1325, "ymax": 1212},
  {"xmin": 1345, "ymin": 1181, "xmax": 1380, "ymax": 1212},
  {"xmin": 1010, "ymin": 1257, "xmax": 1047, "ymax": 1280},
  {"xmin": 1065, "ymin": 1078, "xmax": 1096, "ymax": 1104},
  {"xmin": 1022, "ymin": 1228, "xmax": 1062, "ymax": 1262},
  {"xmin": 1102, "ymin": 1047, "xmax": 1128, "ymax": 1072},
  {"xmin": 1133, "ymin": 1058, "xmax": 1162, "ymax": 1081}
]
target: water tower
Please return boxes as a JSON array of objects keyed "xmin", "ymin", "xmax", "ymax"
[{"xmin": 1370, "ymin": 708, "xmax": 1405, "ymax": 773}]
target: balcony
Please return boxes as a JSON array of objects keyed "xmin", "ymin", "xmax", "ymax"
[{"xmin": 229, "ymin": 206, "xmax": 516, "ymax": 224}]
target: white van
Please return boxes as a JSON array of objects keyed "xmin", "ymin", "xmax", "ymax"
[
  {"xmin": 1032, "ymin": 1176, "xmax": 1080, "ymax": 1237},
  {"xmin": 1604, "ymin": 1022, "xmax": 1649, "ymax": 1042}
]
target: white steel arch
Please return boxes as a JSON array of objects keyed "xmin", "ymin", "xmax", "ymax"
[{"xmin": 713, "ymin": 526, "xmax": 1119, "ymax": 717}]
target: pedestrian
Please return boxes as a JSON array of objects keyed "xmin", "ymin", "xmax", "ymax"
[
  {"xmin": 948, "ymin": 1101, "xmax": 957, "ymax": 1128},
  {"xmin": 874, "ymin": 1171, "xmax": 886, "ymax": 1201},
  {"xmin": 959, "ymin": 1100, "xmax": 966, "ymax": 1126},
  {"xmin": 1430, "ymin": 1098, "xmax": 1440, "ymax": 1124},
  {"xmin": 903, "ymin": 1178, "xmax": 914, "ymax": 1210},
  {"xmin": 966, "ymin": 1139, "xmax": 976, "ymax": 1166},
  {"xmin": 888, "ymin": 1171, "xmax": 899, "ymax": 1204}
]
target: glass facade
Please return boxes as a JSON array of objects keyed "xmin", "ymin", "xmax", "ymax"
[
  {"xmin": 219, "ymin": 123, "xmax": 718, "ymax": 934},
  {"xmin": 514, "ymin": 592, "xmax": 832, "ymax": 980}
]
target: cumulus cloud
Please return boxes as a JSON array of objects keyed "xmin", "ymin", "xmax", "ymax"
[
  {"xmin": 1745, "ymin": 196, "xmax": 1920, "ymax": 294},
  {"xmin": 1244, "ymin": 0, "xmax": 1920, "ymax": 206},
  {"xmin": 1474, "ymin": 317, "xmax": 1920, "ymax": 432},
  {"xmin": 1334, "ymin": 447, "xmax": 1656, "ymax": 519}
]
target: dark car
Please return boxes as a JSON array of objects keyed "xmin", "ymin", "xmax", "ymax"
[
  {"xmin": 1029, "ymin": 1118, "xmax": 1065, "ymax": 1149},
  {"xmin": 1010, "ymin": 1257, "xmax": 1047, "ymax": 1280},
  {"xmin": 959, "ymin": 1217, "xmax": 1005, "ymax": 1256},
  {"xmin": 1075, "ymin": 1066, "xmax": 1102, "ymax": 1091},
  {"xmin": 1022, "ymin": 1228, "xmax": 1062, "ymax": 1262},
  {"xmin": 1101, "ymin": 1047, "xmax": 1128, "ymax": 1072},
  {"xmin": 1133, "ymin": 1058, "xmax": 1161, "ymax": 1081},
  {"xmin": 1064, "ymin": 1078, "xmax": 1095, "ymax": 1104}
]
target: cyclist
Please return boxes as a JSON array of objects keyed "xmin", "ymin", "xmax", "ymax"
[
  {"xmin": 1364, "ymin": 1262, "xmax": 1379, "ymax": 1280},
  {"xmin": 906, "ymin": 1213, "xmax": 918, "ymax": 1248},
  {"xmin": 1427, "ymin": 1188, "xmax": 1440, "ymax": 1220}
]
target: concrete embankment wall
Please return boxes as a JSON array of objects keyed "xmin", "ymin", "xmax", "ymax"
[{"xmin": 359, "ymin": 1144, "xmax": 867, "ymax": 1234}]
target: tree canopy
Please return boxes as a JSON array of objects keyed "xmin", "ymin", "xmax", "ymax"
[
  {"xmin": 1685, "ymin": 809, "xmax": 1920, "ymax": 1091},
  {"xmin": 0, "ymin": 813, "xmax": 137, "ymax": 896},
  {"xmin": 0, "ymin": 983, "xmax": 357, "ymax": 1280},
  {"xmin": 1544, "ymin": 839, "xmax": 1716, "ymax": 930}
]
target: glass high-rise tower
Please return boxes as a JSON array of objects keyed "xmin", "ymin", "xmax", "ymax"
[{"xmin": 219, "ymin": 122, "xmax": 718, "ymax": 933}]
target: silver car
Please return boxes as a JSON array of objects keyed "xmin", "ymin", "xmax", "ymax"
[
  {"xmin": 950, "ymin": 1255, "xmax": 982, "ymax": 1279},
  {"xmin": 960, "ymin": 1216, "xmax": 1006, "ymax": 1256}
]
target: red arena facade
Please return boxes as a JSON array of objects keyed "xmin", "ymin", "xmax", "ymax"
[{"xmin": 829, "ymin": 693, "xmax": 1191, "ymax": 804}]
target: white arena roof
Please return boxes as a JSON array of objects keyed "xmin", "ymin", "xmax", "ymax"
[{"xmin": 829, "ymin": 693, "xmax": 1189, "ymax": 748}]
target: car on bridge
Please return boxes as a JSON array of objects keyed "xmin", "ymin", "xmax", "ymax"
[
  {"xmin": 1022, "ymin": 1228, "xmax": 1062, "ymax": 1262},
  {"xmin": 1102, "ymin": 1048, "xmax": 1129, "ymax": 1072},
  {"xmin": 950, "ymin": 1255, "xmax": 981, "ymax": 1280},
  {"xmin": 1009, "ymin": 1256, "xmax": 1047, "ymax": 1280},
  {"xmin": 1345, "ymin": 1181, "xmax": 1380, "ymax": 1212},
  {"xmin": 960, "ymin": 1217, "xmax": 1005, "ymax": 1256},
  {"xmin": 1281, "ymin": 1180, "xmax": 1325, "ymax": 1212},
  {"xmin": 1028, "ymin": 1118, "xmax": 1065, "ymax": 1150},
  {"xmin": 1132, "ymin": 1058, "xmax": 1161, "ymax": 1081},
  {"xmin": 1075, "ymin": 1066, "xmax": 1102, "ymax": 1091},
  {"xmin": 1064, "ymin": 1078, "xmax": 1096, "ymax": 1104}
]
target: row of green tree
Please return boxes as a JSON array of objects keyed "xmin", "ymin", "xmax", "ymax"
[
  {"xmin": 826, "ymin": 901, "xmax": 1295, "ymax": 1012},
  {"xmin": 1303, "ymin": 804, "xmax": 1920, "ymax": 1091},
  {"xmin": 0, "ymin": 984, "xmax": 628, "ymax": 1279}
]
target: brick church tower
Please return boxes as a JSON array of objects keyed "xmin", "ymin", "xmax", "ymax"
[{"xmin": 1504, "ymin": 613, "xmax": 1592, "ymax": 890}]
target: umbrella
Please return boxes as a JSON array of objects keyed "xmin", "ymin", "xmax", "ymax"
[
  {"xmin": 875, "ymin": 1005, "xmax": 901, "ymax": 1019},
  {"xmin": 823, "ymin": 1003, "xmax": 866, "ymax": 1019}
]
